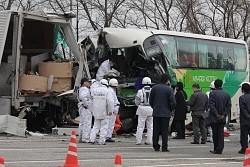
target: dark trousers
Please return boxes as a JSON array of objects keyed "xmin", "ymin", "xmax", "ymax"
[
  {"xmin": 192, "ymin": 115, "xmax": 207, "ymax": 143},
  {"xmin": 174, "ymin": 120, "xmax": 185, "ymax": 139},
  {"xmin": 153, "ymin": 117, "xmax": 170, "ymax": 151},
  {"xmin": 211, "ymin": 123, "xmax": 224, "ymax": 153},
  {"xmin": 240, "ymin": 124, "xmax": 250, "ymax": 151}
]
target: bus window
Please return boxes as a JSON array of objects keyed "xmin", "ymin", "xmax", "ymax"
[
  {"xmin": 197, "ymin": 40, "xmax": 217, "ymax": 68},
  {"xmin": 234, "ymin": 44, "xmax": 247, "ymax": 70},
  {"xmin": 157, "ymin": 35, "xmax": 178, "ymax": 67},
  {"xmin": 217, "ymin": 42, "xmax": 235, "ymax": 70},
  {"xmin": 176, "ymin": 37, "xmax": 197, "ymax": 68}
]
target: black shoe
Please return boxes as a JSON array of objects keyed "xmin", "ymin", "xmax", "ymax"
[
  {"xmin": 210, "ymin": 150, "xmax": 222, "ymax": 154},
  {"xmin": 106, "ymin": 138, "xmax": 115, "ymax": 142},
  {"xmin": 238, "ymin": 150, "xmax": 245, "ymax": 154},
  {"xmin": 162, "ymin": 149, "xmax": 170, "ymax": 152},
  {"xmin": 201, "ymin": 142, "xmax": 206, "ymax": 144},
  {"xmin": 154, "ymin": 147, "xmax": 160, "ymax": 151},
  {"xmin": 144, "ymin": 142, "xmax": 151, "ymax": 145},
  {"xmin": 190, "ymin": 142, "xmax": 199, "ymax": 144}
]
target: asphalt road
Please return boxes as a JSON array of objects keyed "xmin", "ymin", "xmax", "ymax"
[{"xmin": 0, "ymin": 130, "xmax": 245, "ymax": 167}]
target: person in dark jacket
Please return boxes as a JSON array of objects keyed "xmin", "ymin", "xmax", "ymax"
[
  {"xmin": 238, "ymin": 83, "xmax": 250, "ymax": 154},
  {"xmin": 149, "ymin": 74, "xmax": 176, "ymax": 152},
  {"xmin": 209, "ymin": 79, "xmax": 231, "ymax": 154},
  {"xmin": 173, "ymin": 82, "xmax": 188, "ymax": 139},
  {"xmin": 187, "ymin": 83, "xmax": 208, "ymax": 144}
]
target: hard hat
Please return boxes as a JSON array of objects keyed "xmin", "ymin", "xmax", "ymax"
[
  {"xmin": 109, "ymin": 78, "xmax": 118, "ymax": 87},
  {"xmin": 210, "ymin": 81, "xmax": 215, "ymax": 89},
  {"xmin": 100, "ymin": 79, "xmax": 108, "ymax": 86},
  {"xmin": 142, "ymin": 77, "xmax": 151, "ymax": 85},
  {"xmin": 91, "ymin": 79, "xmax": 96, "ymax": 84}
]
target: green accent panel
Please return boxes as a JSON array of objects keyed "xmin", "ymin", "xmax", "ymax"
[
  {"xmin": 223, "ymin": 71, "xmax": 248, "ymax": 97},
  {"xmin": 178, "ymin": 69, "xmax": 248, "ymax": 98}
]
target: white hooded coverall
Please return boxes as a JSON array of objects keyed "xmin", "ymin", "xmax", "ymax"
[
  {"xmin": 206, "ymin": 91, "xmax": 213, "ymax": 142},
  {"xmin": 90, "ymin": 84, "xmax": 114, "ymax": 144},
  {"xmin": 135, "ymin": 86, "xmax": 153, "ymax": 144},
  {"xmin": 96, "ymin": 60, "xmax": 111, "ymax": 81},
  {"xmin": 78, "ymin": 86, "xmax": 92, "ymax": 142},
  {"xmin": 107, "ymin": 87, "xmax": 120, "ymax": 139}
]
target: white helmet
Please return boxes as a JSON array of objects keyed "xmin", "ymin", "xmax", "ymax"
[
  {"xmin": 100, "ymin": 79, "xmax": 108, "ymax": 86},
  {"xmin": 91, "ymin": 79, "xmax": 96, "ymax": 84},
  {"xmin": 109, "ymin": 78, "xmax": 118, "ymax": 87},
  {"xmin": 210, "ymin": 81, "xmax": 215, "ymax": 89},
  {"xmin": 142, "ymin": 77, "xmax": 151, "ymax": 85}
]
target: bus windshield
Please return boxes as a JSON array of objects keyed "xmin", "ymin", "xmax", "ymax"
[{"xmin": 151, "ymin": 34, "xmax": 247, "ymax": 70}]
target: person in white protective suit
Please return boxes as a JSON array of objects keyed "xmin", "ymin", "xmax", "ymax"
[
  {"xmin": 96, "ymin": 56, "xmax": 115, "ymax": 81},
  {"xmin": 89, "ymin": 79, "xmax": 114, "ymax": 145},
  {"xmin": 90, "ymin": 79, "xmax": 100, "ymax": 90},
  {"xmin": 78, "ymin": 78, "xmax": 92, "ymax": 143},
  {"xmin": 135, "ymin": 77, "xmax": 153, "ymax": 145},
  {"xmin": 206, "ymin": 81, "xmax": 215, "ymax": 143},
  {"xmin": 106, "ymin": 78, "xmax": 120, "ymax": 142}
]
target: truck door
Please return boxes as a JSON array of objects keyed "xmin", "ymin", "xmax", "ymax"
[{"xmin": 0, "ymin": 11, "xmax": 11, "ymax": 65}]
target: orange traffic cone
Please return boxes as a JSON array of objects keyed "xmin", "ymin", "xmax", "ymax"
[
  {"xmin": 63, "ymin": 130, "xmax": 79, "ymax": 167},
  {"xmin": 244, "ymin": 148, "xmax": 250, "ymax": 166},
  {"xmin": 0, "ymin": 156, "xmax": 5, "ymax": 167},
  {"xmin": 114, "ymin": 154, "xmax": 122, "ymax": 166}
]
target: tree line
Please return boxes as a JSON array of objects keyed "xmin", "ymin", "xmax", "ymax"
[{"xmin": 1, "ymin": 0, "xmax": 250, "ymax": 43}]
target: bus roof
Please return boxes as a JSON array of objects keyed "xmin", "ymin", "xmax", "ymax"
[{"xmin": 102, "ymin": 28, "xmax": 246, "ymax": 48}]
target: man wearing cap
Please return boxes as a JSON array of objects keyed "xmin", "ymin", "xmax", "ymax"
[
  {"xmin": 78, "ymin": 78, "xmax": 92, "ymax": 143},
  {"xmin": 187, "ymin": 83, "xmax": 208, "ymax": 144}
]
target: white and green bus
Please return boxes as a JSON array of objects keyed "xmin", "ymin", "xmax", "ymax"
[{"xmin": 83, "ymin": 28, "xmax": 249, "ymax": 126}]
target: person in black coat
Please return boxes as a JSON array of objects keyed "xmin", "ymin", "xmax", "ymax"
[
  {"xmin": 149, "ymin": 74, "xmax": 176, "ymax": 152},
  {"xmin": 238, "ymin": 83, "xmax": 250, "ymax": 154},
  {"xmin": 173, "ymin": 82, "xmax": 188, "ymax": 139},
  {"xmin": 209, "ymin": 79, "xmax": 231, "ymax": 154}
]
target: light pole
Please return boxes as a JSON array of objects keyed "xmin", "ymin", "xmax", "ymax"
[{"xmin": 76, "ymin": 0, "xmax": 79, "ymax": 41}]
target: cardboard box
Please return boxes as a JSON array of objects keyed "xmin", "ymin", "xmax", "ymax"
[
  {"xmin": 0, "ymin": 115, "xmax": 27, "ymax": 137},
  {"xmin": 31, "ymin": 52, "xmax": 50, "ymax": 72},
  {"xmin": 19, "ymin": 75, "xmax": 48, "ymax": 92},
  {"xmin": 38, "ymin": 62, "xmax": 73, "ymax": 78},
  {"xmin": 51, "ymin": 78, "xmax": 72, "ymax": 92}
]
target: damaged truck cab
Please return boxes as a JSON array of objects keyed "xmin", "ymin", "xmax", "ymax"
[{"xmin": 0, "ymin": 11, "xmax": 89, "ymax": 131}]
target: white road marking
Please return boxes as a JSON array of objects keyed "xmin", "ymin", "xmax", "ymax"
[
  {"xmin": 5, "ymin": 157, "xmax": 243, "ymax": 164},
  {"xmin": 133, "ymin": 162, "xmax": 242, "ymax": 167},
  {"xmin": 0, "ymin": 145, "xmax": 210, "ymax": 151}
]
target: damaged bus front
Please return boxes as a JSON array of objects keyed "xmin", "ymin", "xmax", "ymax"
[{"xmin": 81, "ymin": 28, "xmax": 177, "ymax": 131}]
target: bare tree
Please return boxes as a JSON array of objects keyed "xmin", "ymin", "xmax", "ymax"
[{"xmin": 0, "ymin": 0, "xmax": 14, "ymax": 10}]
